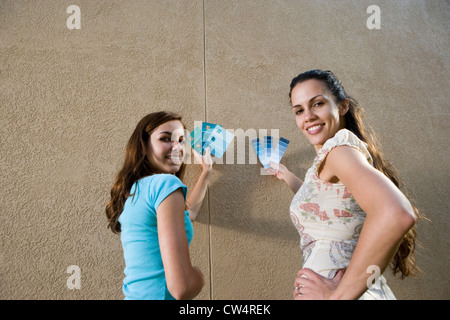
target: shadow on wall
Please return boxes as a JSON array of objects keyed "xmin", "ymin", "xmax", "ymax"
[{"xmin": 194, "ymin": 151, "xmax": 310, "ymax": 241}]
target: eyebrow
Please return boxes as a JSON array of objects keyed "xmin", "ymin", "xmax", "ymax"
[
  {"xmin": 292, "ymin": 94, "xmax": 324, "ymax": 108},
  {"xmin": 158, "ymin": 131, "xmax": 185, "ymax": 138}
]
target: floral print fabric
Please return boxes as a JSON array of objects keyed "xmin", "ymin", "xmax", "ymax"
[{"xmin": 289, "ymin": 129, "xmax": 395, "ymax": 299}]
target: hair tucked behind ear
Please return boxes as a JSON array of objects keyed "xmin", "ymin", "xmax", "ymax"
[
  {"xmin": 290, "ymin": 69, "xmax": 423, "ymax": 278},
  {"xmin": 105, "ymin": 112, "xmax": 186, "ymax": 234}
]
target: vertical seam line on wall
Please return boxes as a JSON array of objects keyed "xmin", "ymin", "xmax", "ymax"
[{"xmin": 202, "ymin": 0, "xmax": 213, "ymax": 300}]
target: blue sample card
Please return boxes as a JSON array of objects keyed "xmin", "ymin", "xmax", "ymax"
[
  {"xmin": 271, "ymin": 137, "xmax": 289, "ymax": 164},
  {"xmin": 201, "ymin": 122, "xmax": 217, "ymax": 144},
  {"xmin": 264, "ymin": 136, "xmax": 272, "ymax": 159},
  {"xmin": 252, "ymin": 136, "xmax": 289, "ymax": 169},
  {"xmin": 190, "ymin": 122, "xmax": 235, "ymax": 158},
  {"xmin": 252, "ymin": 138, "xmax": 270, "ymax": 168},
  {"xmin": 189, "ymin": 126, "xmax": 203, "ymax": 154},
  {"xmin": 203, "ymin": 125, "xmax": 235, "ymax": 159}
]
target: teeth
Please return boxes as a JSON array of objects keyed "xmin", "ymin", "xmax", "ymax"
[
  {"xmin": 307, "ymin": 124, "xmax": 322, "ymax": 132},
  {"xmin": 167, "ymin": 155, "xmax": 182, "ymax": 160}
]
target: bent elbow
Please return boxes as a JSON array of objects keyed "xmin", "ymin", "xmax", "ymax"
[
  {"xmin": 404, "ymin": 209, "xmax": 417, "ymax": 229},
  {"xmin": 167, "ymin": 274, "xmax": 202, "ymax": 300},
  {"xmin": 188, "ymin": 209, "xmax": 198, "ymax": 222},
  {"xmin": 397, "ymin": 206, "xmax": 417, "ymax": 232},
  {"xmin": 168, "ymin": 281, "xmax": 191, "ymax": 300},
  {"xmin": 172, "ymin": 291, "xmax": 189, "ymax": 301}
]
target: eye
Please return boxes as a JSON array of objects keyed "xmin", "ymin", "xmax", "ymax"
[
  {"xmin": 313, "ymin": 101, "xmax": 324, "ymax": 107},
  {"xmin": 160, "ymin": 136, "xmax": 170, "ymax": 142},
  {"xmin": 295, "ymin": 108, "xmax": 303, "ymax": 115}
]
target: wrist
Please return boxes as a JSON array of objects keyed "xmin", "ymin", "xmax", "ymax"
[
  {"xmin": 328, "ymin": 291, "xmax": 341, "ymax": 300},
  {"xmin": 201, "ymin": 168, "xmax": 212, "ymax": 178},
  {"xmin": 328, "ymin": 285, "xmax": 361, "ymax": 300}
]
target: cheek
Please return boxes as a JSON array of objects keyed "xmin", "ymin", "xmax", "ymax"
[
  {"xmin": 295, "ymin": 116, "xmax": 303, "ymax": 129},
  {"xmin": 327, "ymin": 106, "xmax": 341, "ymax": 121},
  {"xmin": 149, "ymin": 141, "xmax": 166, "ymax": 159}
]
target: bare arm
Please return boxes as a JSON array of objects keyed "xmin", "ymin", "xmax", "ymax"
[
  {"xmin": 157, "ymin": 189, "xmax": 205, "ymax": 300},
  {"xmin": 186, "ymin": 148, "xmax": 212, "ymax": 221},
  {"xmin": 267, "ymin": 162, "xmax": 303, "ymax": 194},
  {"xmin": 295, "ymin": 146, "xmax": 416, "ymax": 300}
]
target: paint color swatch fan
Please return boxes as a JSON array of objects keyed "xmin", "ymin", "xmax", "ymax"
[
  {"xmin": 252, "ymin": 136, "xmax": 290, "ymax": 169},
  {"xmin": 189, "ymin": 122, "xmax": 235, "ymax": 159}
]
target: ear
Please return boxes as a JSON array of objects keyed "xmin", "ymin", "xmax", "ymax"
[{"xmin": 339, "ymin": 98, "xmax": 350, "ymax": 116}]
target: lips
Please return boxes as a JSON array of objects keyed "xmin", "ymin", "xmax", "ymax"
[{"xmin": 306, "ymin": 123, "xmax": 324, "ymax": 134}]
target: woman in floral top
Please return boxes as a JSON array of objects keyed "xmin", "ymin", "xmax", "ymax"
[{"xmin": 268, "ymin": 70, "xmax": 420, "ymax": 299}]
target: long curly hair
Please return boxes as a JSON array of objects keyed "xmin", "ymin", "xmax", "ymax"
[
  {"xmin": 289, "ymin": 69, "xmax": 421, "ymax": 278},
  {"xmin": 105, "ymin": 111, "xmax": 186, "ymax": 234}
]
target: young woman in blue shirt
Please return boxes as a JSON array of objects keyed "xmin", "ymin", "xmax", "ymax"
[{"xmin": 106, "ymin": 111, "xmax": 211, "ymax": 300}]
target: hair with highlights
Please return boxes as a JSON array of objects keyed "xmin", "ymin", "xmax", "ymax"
[{"xmin": 105, "ymin": 111, "xmax": 186, "ymax": 234}]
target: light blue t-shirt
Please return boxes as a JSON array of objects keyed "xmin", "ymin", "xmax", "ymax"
[{"xmin": 118, "ymin": 174, "xmax": 193, "ymax": 300}]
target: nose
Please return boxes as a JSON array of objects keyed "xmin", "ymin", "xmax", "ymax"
[
  {"xmin": 171, "ymin": 139, "xmax": 184, "ymax": 152},
  {"xmin": 303, "ymin": 107, "xmax": 317, "ymax": 122}
]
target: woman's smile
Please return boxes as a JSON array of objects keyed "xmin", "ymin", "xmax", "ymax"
[{"xmin": 305, "ymin": 123, "xmax": 325, "ymax": 135}]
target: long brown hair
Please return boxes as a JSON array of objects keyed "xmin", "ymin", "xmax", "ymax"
[
  {"xmin": 106, "ymin": 111, "xmax": 186, "ymax": 234},
  {"xmin": 289, "ymin": 69, "xmax": 421, "ymax": 278}
]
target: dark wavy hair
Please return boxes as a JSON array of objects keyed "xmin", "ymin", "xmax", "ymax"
[
  {"xmin": 290, "ymin": 69, "xmax": 421, "ymax": 278},
  {"xmin": 105, "ymin": 111, "xmax": 186, "ymax": 234}
]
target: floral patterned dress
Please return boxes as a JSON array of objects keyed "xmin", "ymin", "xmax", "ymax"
[{"xmin": 290, "ymin": 129, "xmax": 396, "ymax": 300}]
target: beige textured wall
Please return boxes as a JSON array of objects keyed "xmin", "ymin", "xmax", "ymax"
[{"xmin": 1, "ymin": 0, "xmax": 449, "ymax": 299}]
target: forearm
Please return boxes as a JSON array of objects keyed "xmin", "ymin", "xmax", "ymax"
[
  {"xmin": 283, "ymin": 170, "xmax": 303, "ymax": 193},
  {"xmin": 186, "ymin": 169, "xmax": 210, "ymax": 220}
]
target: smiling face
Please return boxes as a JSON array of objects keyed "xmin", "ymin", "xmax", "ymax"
[
  {"xmin": 146, "ymin": 120, "xmax": 186, "ymax": 174},
  {"xmin": 291, "ymin": 79, "xmax": 349, "ymax": 153}
]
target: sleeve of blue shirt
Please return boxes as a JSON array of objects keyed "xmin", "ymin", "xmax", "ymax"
[{"xmin": 150, "ymin": 174, "xmax": 187, "ymax": 214}]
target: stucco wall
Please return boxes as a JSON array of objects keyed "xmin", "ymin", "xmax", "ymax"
[{"xmin": 1, "ymin": 0, "xmax": 449, "ymax": 299}]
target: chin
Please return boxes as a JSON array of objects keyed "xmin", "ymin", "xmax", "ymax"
[
  {"xmin": 303, "ymin": 132, "xmax": 324, "ymax": 145},
  {"xmin": 167, "ymin": 164, "xmax": 182, "ymax": 174}
]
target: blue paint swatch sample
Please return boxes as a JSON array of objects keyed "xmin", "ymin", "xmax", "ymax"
[
  {"xmin": 190, "ymin": 122, "xmax": 235, "ymax": 158},
  {"xmin": 189, "ymin": 126, "xmax": 203, "ymax": 154},
  {"xmin": 252, "ymin": 136, "xmax": 289, "ymax": 169}
]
